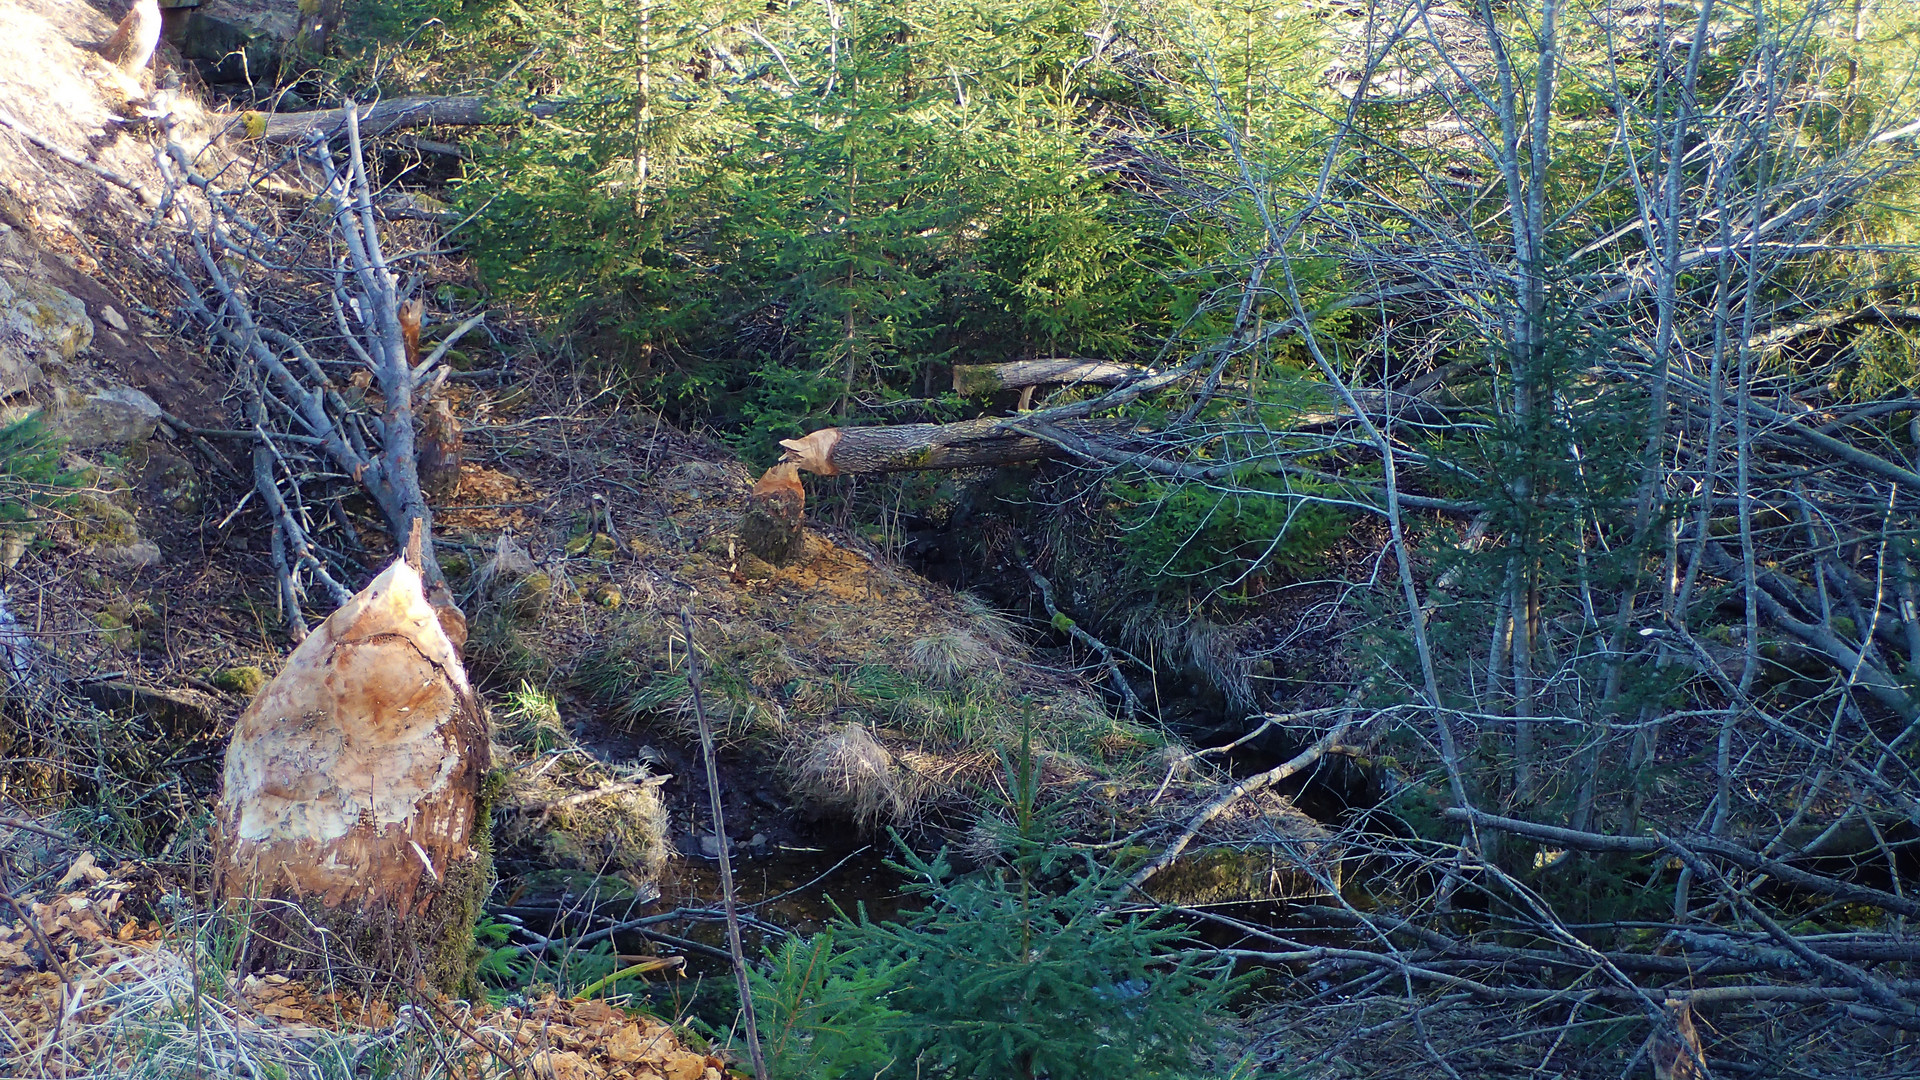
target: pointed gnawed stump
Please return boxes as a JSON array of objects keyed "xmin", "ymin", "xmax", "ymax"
[
  {"xmin": 214, "ymin": 555, "xmax": 490, "ymax": 993},
  {"xmin": 738, "ymin": 462, "xmax": 806, "ymax": 566}
]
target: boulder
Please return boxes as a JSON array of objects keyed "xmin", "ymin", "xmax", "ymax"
[
  {"xmin": 98, "ymin": 539, "xmax": 164, "ymax": 568},
  {"xmin": 52, "ymin": 386, "xmax": 161, "ymax": 447},
  {"xmin": 0, "ymin": 278, "xmax": 93, "ymax": 396}
]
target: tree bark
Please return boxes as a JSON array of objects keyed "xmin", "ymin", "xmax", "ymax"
[
  {"xmin": 737, "ymin": 462, "xmax": 806, "ymax": 565},
  {"xmin": 952, "ymin": 359, "xmax": 1151, "ymax": 395},
  {"xmin": 214, "ymin": 555, "xmax": 489, "ymax": 993},
  {"xmin": 257, "ymin": 96, "xmax": 567, "ymax": 143},
  {"xmin": 779, "ymin": 417, "xmax": 1142, "ymax": 475}
]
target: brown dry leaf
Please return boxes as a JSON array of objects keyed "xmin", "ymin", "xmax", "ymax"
[
  {"xmin": 606, "ymin": 1022, "xmax": 674, "ymax": 1064},
  {"xmin": 55, "ymin": 852, "xmax": 103, "ymax": 890},
  {"xmin": 259, "ymin": 1002, "xmax": 307, "ymax": 1021},
  {"xmin": 573, "ymin": 999, "xmax": 619, "ymax": 1024},
  {"xmin": 662, "ymin": 1052, "xmax": 708, "ymax": 1080},
  {"xmin": 531, "ymin": 1049, "xmax": 597, "ymax": 1080}
]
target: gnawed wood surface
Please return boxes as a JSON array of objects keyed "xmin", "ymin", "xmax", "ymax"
[
  {"xmin": 738, "ymin": 462, "xmax": 806, "ymax": 565},
  {"xmin": 214, "ymin": 555, "xmax": 489, "ymax": 989}
]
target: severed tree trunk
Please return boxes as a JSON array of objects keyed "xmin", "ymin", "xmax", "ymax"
[
  {"xmin": 161, "ymin": 104, "xmax": 490, "ymax": 993},
  {"xmin": 214, "ymin": 553, "xmax": 489, "ymax": 993},
  {"xmin": 778, "ymin": 417, "xmax": 1141, "ymax": 475},
  {"xmin": 738, "ymin": 462, "xmax": 806, "ymax": 565}
]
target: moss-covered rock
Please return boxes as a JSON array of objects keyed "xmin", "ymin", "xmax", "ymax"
[{"xmin": 212, "ymin": 665, "xmax": 268, "ymax": 696}]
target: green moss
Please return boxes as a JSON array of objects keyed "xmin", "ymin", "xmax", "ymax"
[{"xmin": 213, "ymin": 666, "xmax": 269, "ymax": 696}]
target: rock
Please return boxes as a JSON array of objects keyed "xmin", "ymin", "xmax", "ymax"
[
  {"xmin": 0, "ymin": 278, "xmax": 94, "ymax": 361},
  {"xmin": 98, "ymin": 539, "xmax": 163, "ymax": 568},
  {"xmin": 212, "ymin": 665, "xmax": 268, "ymax": 696},
  {"xmin": 0, "ymin": 342, "xmax": 40, "ymax": 399},
  {"xmin": 51, "ymin": 386, "xmax": 161, "ymax": 447},
  {"xmin": 0, "ymin": 278, "xmax": 93, "ymax": 396},
  {"xmin": 172, "ymin": 12, "xmax": 287, "ymax": 84},
  {"xmin": 97, "ymin": 306, "xmax": 129, "ymax": 333}
]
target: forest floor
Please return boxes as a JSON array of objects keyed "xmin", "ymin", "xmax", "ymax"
[{"xmin": 0, "ymin": 2, "xmax": 1341, "ymax": 1074}]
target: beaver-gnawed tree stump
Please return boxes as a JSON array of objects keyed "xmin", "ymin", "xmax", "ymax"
[
  {"xmin": 738, "ymin": 462, "xmax": 806, "ymax": 566},
  {"xmin": 214, "ymin": 554, "xmax": 490, "ymax": 994}
]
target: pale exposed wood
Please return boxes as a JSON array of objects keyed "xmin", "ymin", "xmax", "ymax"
[
  {"xmin": 214, "ymin": 556, "xmax": 489, "ymax": 986},
  {"xmin": 257, "ymin": 96, "xmax": 567, "ymax": 142},
  {"xmin": 101, "ymin": 0, "xmax": 161, "ymax": 73},
  {"xmin": 780, "ymin": 417, "xmax": 1141, "ymax": 475},
  {"xmin": 952, "ymin": 359, "xmax": 1151, "ymax": 395}
]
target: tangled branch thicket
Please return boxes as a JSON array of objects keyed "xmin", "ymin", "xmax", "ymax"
[
  {"xmin": 1016, "ymin": 0, "xmax": 1920, "ymax": 1075},
  {"xmin": 150, "ymin": 103, "xmax": 481, "ymax": 638}
]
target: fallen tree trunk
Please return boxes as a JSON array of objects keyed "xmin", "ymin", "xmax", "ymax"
[
  {"xmin": 255, "ymin": 96, "xmax": 567, "ymax": 143},
  {"xmin": 952, "ymin": 359, "xmax": 1152, "ymax": 395},
  {"xmin": 774, "ymin": 393, "xmax": 1447, "ymax": 477},
  {"xmin": 779, "ymin": 417, "xmax": 1130, "ymax": 475}
]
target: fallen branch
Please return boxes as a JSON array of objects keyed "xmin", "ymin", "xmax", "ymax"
[
  {"xmin": 1016, "ymin": 550, "xmax": 1141, "ymax": 718},
  {"xmin": 255, "ymin": 96, "xmax": 568, "ymax": 143},
  {"xmin": 1130, "ymin": 713, "xmax": 1355, "ymax": 891},
  {"xmin": 1443, "ymin": 807, "xmax": 1920, "ymax": 921},
  {"xmin": 0, "ymin": 107, "xmax": 156, "ymax": 205},
  {"xmin": 953, "ymin": 359, "xmax": 1152, "ymax": 395},
  {"xmin": 680, "ymin": 610, "xmax": 767, "ymax": 1080}
]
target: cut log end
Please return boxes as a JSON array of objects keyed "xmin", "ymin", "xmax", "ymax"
[
  {"xmin": 778, "ymin": 428, "xmax": 841, "ymax": 476},
  {"xmin": 738, "ymin": 463, "xmax": 807, "ymax": 565}
]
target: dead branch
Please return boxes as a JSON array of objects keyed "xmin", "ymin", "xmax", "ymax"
[
  {"xmin": 679, "ymin": 610, "xmax": 767, "ymax": 1080},
  {"xmin": 1129, "ymin": 713, "xmax": 1355, "ymax": 891},
  {"xmin": 1016, "ymin": 550, "xmax": 1141, "ymax": 717},
  {"xmin": 952, "ymin": 359, "xmax": 1153, "ymax": 395},
  {"xmin": 155, "ymin": 100, "xmax": 466, "ymax": 634}
]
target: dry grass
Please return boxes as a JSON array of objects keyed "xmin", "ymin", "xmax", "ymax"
[
  {"xmin": 0, "ymin": 849, "xmax": 713, "ymax": 1079},
  {"xmin": 907, "ymin": 629, "xmax": 1003, "ymax": 687},
  {"xmin": 785, "ymin": 723, "xmax": 907, "ymax": 828}
]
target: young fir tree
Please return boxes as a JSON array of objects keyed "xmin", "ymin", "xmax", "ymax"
[{"xmin": 806, "ymin": 735, "xmax": 1235, "ymax": 1080}]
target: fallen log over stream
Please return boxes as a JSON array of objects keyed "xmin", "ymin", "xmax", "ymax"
[
  {"xmin": 255, "ymin": 96, "xmax": 568, "ymax": 143},
  {"xmin": 777, "ymin": 417, "xmax": 1143, "ymax": 475}
]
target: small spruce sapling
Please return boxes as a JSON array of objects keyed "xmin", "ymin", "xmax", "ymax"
[{"xmin": 830, "ymin": 728, "xmax": 1236, "ymax": 1080}]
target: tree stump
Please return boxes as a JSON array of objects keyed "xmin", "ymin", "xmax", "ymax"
[
  {"xmin": 738, "ymin": 462, "xmax": 806, "ymax": 565},
  {"xmin": 417, "ymin": 397, "xmax": 463, "ymax": 501},
  {"xmin": 214, "ymin": 555, "xmax": 490, "ymax": 993}
]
